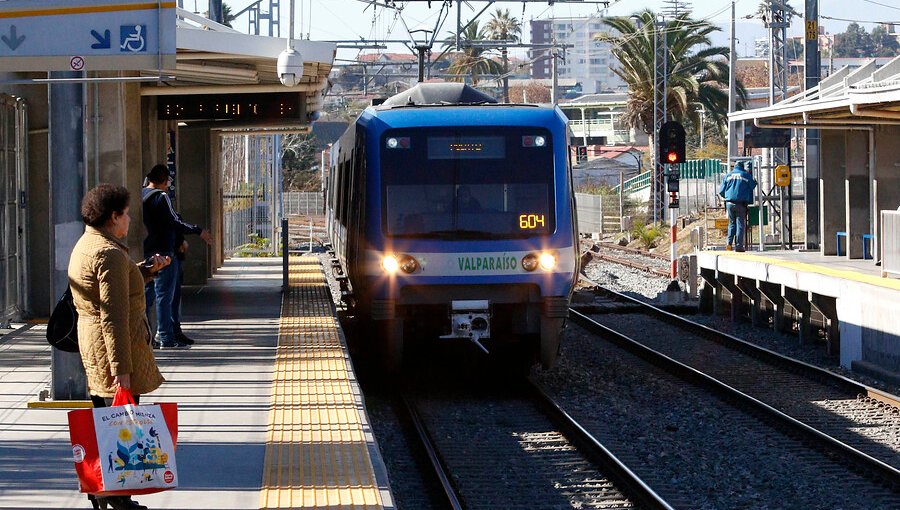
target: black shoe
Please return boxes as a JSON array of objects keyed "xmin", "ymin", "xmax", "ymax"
[
  {"xmin": 175, "ymin": 332, "xmax": 195, "ymax": 345},
  {"xmin": 103, "ymin": 496, "xmax": 146, "ymax": 510},
  {"xmin": 151, "ymin": 340, "xmax": 161, "ymax": 349},
  {"xmin": 159, "ymin": 340, "xmax": 190, "ymax": 349},
  {"xmin": 735, "ymin": 247, "xmax": 746, "ymax": 253}
]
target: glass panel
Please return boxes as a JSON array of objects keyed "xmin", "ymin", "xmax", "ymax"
[{"xmin": 382, "ymin": 126, "xmax": 555, "ymax": 239}]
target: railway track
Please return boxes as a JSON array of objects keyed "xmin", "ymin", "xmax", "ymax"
[
  {"xmin": 564, "ymin": 286, "xmax": 900, "ymax": 500},
  {"xmin": 400, "ymin": 381, "xmax": 672, "ymax": 509},
  {"xmin": 587, "ymin": 242, "xmax": 671, "ymax": 278}
]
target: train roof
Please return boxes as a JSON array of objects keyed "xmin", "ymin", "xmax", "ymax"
[{"xmin": 375, "ymin": 83, "xmax": 505, "ymax": 109}]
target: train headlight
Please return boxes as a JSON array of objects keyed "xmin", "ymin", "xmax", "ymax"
[
  {"xmin": 522, "ymin": 253, "xmax": 539, "ymax": 272},
  {"xmin": 534, "ymin": 136, "xmax": 546, "ymax": 147},
  {"xmin": 399, "ymin": 254, "xmax": 419, "ymax": 274},
  {"xmin": 539, "ymin": 252, "xmax": 556, "ymax": 271},
  {"xmin": 382, "ymin": 255, "xmax": 400, "ymax": 273},
  {"xmin": 386, "ymin": 137, "xmax": 399, "ymax": 149}
]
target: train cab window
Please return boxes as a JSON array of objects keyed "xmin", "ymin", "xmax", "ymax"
[{"xmin": 381, "ymin": 127, "xmax": 555, "ymax": 239}]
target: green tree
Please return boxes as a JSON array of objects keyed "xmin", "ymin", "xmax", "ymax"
[
  {"xmin": 596, "ymin": 11, "xmax": 743, "ymax": 136},
  {"xmin": 442, "ymin": 22, "xmax": 503, "ymax": 86},
  {"xmin": 871, "ymin": 25, "xmax": 900, "ymax": 57},
  {"xmin": 834, "ymin": 23, "xmax": 875, "ymax": 57},
  {"xmin": 222, "ymin": 3, "xmax": 236, "ymax": 28},
  {"xmin": 483, "ymin": 8, "xmax": 521, "ymax": 102},
  {"xmin": 281, "ymin": 134, "xmax": 320, "ymax": 191},
  {"xmin": 755, "ymin": 0, "xmax": 800, "ymax": 23}
]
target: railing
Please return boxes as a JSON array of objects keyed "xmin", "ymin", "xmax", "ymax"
[
  {"xmin": 283, "ymin": 191, "xmax": 324, "ymax": 217},
  {"xmin": 223, "ymin": 193, "xmax": 273, "ymax": 257},
  {"xmin": 883, "ymin": 211, "xmax": 900, "ymax": 278}
]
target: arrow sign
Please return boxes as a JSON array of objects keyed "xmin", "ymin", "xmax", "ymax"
[
  {"xmin": 1, "ymin": 25, "xmax": 25, "ymax": 51},
  {"xmin": 90, "ymin": 29, "xmax": 110, "ymax": 49}
]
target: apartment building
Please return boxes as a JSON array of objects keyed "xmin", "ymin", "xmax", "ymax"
[{"xmin": 529, "ymin": 17, "xmax": 625, "ymax": 93}]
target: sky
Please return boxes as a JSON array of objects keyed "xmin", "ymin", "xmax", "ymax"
[{"xmin": 218, "ymin": 0, "xmax": 900, "ymax": 59}]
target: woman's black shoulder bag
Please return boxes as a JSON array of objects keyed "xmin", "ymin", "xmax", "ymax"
[{"xmin": 47, "ymin": 286, "xmax": 79, "ymax": 352}]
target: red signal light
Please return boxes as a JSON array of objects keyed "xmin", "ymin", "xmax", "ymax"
[{"xmin": 666, "ymin": 151, "xmax": 678, "ymax": 163}]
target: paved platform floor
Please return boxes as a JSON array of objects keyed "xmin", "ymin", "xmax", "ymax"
[{"xmin": 0, "ymin": 259, "xmax": 285, "ymax": 509}]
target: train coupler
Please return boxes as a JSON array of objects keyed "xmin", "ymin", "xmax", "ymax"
[{"xmin": 439, "ymin": 300, "xmax": 491, "ymax": 354}]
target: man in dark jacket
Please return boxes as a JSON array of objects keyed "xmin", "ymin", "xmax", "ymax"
[
  {"xmin": 143, "ymin": 164, "xmax": 211, "ymax": 348},
  {"xmin": 718, "ymin": 161, "xmax": 757, "ymax": 252}
]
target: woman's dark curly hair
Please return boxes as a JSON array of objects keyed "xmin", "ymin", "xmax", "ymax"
[{"xmin": 81, "ymin": 184, "xmax": 130, "ymax": 227}]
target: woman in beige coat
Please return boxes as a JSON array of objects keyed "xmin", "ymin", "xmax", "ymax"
[{"xmin": 68, "ymin": 184, "xmax": 170, "ymax": 510}]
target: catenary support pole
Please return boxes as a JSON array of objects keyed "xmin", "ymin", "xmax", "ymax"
[
  {"xmin": 804, "ymin": 0, "xmax": 821, "ymax": 249},
  {"xmin": 50, "ymin": 71, "xmax": 87, "ymax": 400}
]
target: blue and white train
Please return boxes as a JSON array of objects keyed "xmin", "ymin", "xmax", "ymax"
[{"xmin": 326, "ymin": 83, "xmax": 578, "ymax": 372}]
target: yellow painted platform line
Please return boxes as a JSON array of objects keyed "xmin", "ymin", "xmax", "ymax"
[
  {"xmin": 260, "ymin": 256, "xmax": 383, "ymax": 510},
  {"xmin": 720, "ymin": 252, "xmax": 900, "ymax": 292}
]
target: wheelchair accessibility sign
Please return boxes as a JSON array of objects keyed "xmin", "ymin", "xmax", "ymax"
[
  {"xmin": 0, "ymin": 0, "xmax": 175, "ymax": 72},
  {"xmin": 120, "ymin": 25, "xmax": 146, "ymax": 53}
]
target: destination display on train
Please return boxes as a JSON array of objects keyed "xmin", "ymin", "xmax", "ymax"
[
  {"xmin": 427, "ymin": 136, "xmax": 505, "ymax": 160},
  {"xmin": 157, "ymin": 93, "xmax": 302, "ymax": 121}
]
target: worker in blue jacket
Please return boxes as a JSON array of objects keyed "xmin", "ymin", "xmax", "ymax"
[{"xmin": 718, "ymin": 161, "xmax": 757, "ymax": 252}]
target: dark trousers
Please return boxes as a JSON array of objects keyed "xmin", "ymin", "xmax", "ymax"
[{"xmin": 726, "ymin": 201, "xmax": 749, "ymax": 248}]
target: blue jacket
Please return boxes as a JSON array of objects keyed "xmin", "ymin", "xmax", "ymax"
[
  {"xmin": 142, "ymin": 187, "xmax": 202, "ymax": 256},
  {"xmin": 718, "ymin": 167, "xmax": 757, "ymax": 204}
]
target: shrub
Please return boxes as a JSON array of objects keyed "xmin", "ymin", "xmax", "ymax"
[{"xmin": 632, "ymin": 221, "xmax": 664, "ymax": 249}]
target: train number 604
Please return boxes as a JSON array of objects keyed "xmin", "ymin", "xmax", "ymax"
[{"xmin": 519, "ymin": 214, "xmax": 546, "ymax": 229}]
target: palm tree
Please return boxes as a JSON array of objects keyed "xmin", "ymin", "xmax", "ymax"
[
  {"xmin": 596, "ymin": 10, "xmax": 744, "ymax": 136},
  {"xmin": 442, "ymin": 22, "xmax": 503, "ymax": 86},
  {"xmin": 222, "ymin": 3, "xmax": 237, "ymax": 28},
  {"xmin": 484, "ymin": 8, "xmax": 522, "ymax": 102}
]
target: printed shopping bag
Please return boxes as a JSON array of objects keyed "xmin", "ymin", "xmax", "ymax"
[{"xmin": 68, "ymin": 388, "xmax": 179, "ymax": 496}]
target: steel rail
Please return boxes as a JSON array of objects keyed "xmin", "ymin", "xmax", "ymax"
[
  {"xmin": 527, "ymin": 380, "xmax": 675, "ymax": 510},
  {"xmin": 597, "ymin": 242, "xmax": 671, "ymax": 261},
  {"xmin": 592, "ymin": 252, "xmax": 671, "ymax": 278},
  {"xmin": 593, "ymin": 286, "xmax": 900, "ymax": 408},
  {"xmin": 402, "ymin": 395, "xmax": 464, "ymax": 510},
  {"xmin": 569, "ymin": 307, "xmax": 900, "ymax": 488}
]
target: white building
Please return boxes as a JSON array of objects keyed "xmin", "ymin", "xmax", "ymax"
[{"xmin": 529, "ymin": 17, "xmax": 625, "ymax": 94}]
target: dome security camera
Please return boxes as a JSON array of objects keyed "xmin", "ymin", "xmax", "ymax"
[{"xmin": 277, "ymin": 48, "xmax": 304, "ymax": 87}]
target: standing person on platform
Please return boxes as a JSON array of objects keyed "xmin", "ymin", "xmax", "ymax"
[
  {"xmin": 142, "ymin": 164, "xmax": 212, "ymax": 349},
  {"xmin": 171, "ymin": 227, "xmax": 192, "ymax": 344},
  {"xmin": 69, "ymin": 183, "xmax": 169, "ymax": 510},
  {"xmin": 718, "ymin": 161, "xmax": 757, "ymax": 252}
]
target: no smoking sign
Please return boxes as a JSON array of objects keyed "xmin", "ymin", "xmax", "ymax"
[{"xmin": 70, "ymin": 56, "xmax": 84, "ymax": 71}]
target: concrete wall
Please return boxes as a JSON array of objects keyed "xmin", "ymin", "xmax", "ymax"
[
  {"xmin": 875, "ymin": 125, "xmax": 900, "ymax": 261},
  {"xmin": 845, "ymin": 130, "xmax": 870, "ymax": 259},
  {"xmin": 819, "ymin": 130, "xmax": 846, "ymax": 256}
]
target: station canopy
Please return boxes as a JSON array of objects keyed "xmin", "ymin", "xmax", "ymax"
[
  {"xmin": 729, "ymin": 54, "xmax": 900, "ymax": 128},
  {"xmin": 140, "ymin": 8, "xmax": 336, "ymax": 131}
]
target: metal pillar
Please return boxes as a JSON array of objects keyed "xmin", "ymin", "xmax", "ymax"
[
  {"xmin": 652, "ymin": 18, "xmax": 668, "ymax": 224},
  {"xmin": 49, "ymin": 72, "xmax": 88, "ymax": 401},
  {"xmin": 727, "ymin": 0, "xmax": 737, "ymax": 166},
  {"xmin": 804, "ymin": 0, "xmax": 821, "ymax": 249},
  {"xmin": 765, "ymin": 0, "xmax": 790, "ymax": 248}
]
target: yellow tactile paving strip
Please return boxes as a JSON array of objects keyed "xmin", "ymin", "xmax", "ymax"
[
  {"xmin": 260, "ymin": 256, "xmax": 383, "ymax": 509},
  {"xmin": 720, "ymin": 251, "xmax": 900, "ymax": 292}
]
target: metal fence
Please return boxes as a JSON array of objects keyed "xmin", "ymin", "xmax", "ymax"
[
  {"xmin": 283, "ymin": 191, "xmax": 324, "ymax": 217},
  {"xmin": 576, "ymin": 193, "xmax": 631, "ymax": 235},
  {"xmin": 0, "ymin": 95, "xmax": 26, "ymax": 326},
  {"xmin": 883, "ymin": 211, "xmax": 900, "ymax": 278},
  {"xmin": 221, "ymin": 135, "xmax": 281, "ymax": 257}
]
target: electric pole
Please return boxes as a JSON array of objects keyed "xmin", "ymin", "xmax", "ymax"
[{"xmin": 804, "ymin": 0, "xmax": 820, "ymax": 249}]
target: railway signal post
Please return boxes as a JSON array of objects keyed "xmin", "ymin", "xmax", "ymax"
[{"xmin": 658, "ymin": 121, "xmax": 685, "ymax": 278}]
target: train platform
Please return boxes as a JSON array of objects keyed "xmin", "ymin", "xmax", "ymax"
[
  {"xmin": 0, "ymin": 257, "xmax": 392, "ymax": 509},
  {"xmin": 697, "ymin": 249, "xmax": 900, "ymax": 383}
]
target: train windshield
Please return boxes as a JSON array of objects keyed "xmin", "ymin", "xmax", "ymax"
[{"xmin": 381, "ymin": 127, "xmax": 555, "ymax": 239}]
